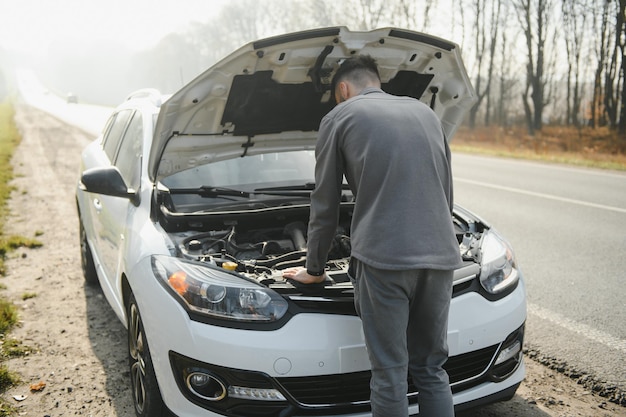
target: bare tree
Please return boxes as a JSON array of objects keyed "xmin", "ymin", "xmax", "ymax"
[
  {"xmin": 483, "ymin": 0, "xmax": 503, "ymax": 126},
  {"xmin": 604, "ymin": 1, "xmax": 619, "ymax": 129},
  {"xmin": 468, "ymin": 0, "xmax": 488, "ymax": 128},
  {"xmin": 421, "ymin": 0, "xmax": 435, "ymax": 31},
  {"xmin": 561, "ymin": 0, "xmax": 588, "ymax": 127},
  {"xmin": 605, "ymin": 0, "xmax": 625, "ymax": 133},
  {"xmin": 385, "ymin": 0, "xmax": 434, "ymax": 32},
  {"xmin": 393, "ymin": 0, "xmax": 421, "ymax": 29},
  {"xmin": 588, "ymin": 0, "xmax": 624, "ymax": 132},
  {"xmin": 615, "ymin": 0, "xmax": 626, "ymax": 134},
  {"xmin": 356, "ymin": 0, "xmax": 387, "ymax": 29},
  {"xmin": 590, "ymin": 0, "xmax": 612, "ymax": 127},
  {"xmin": 305, "ymin": 0, "xmax": 337, "ymax": 27},
  {"xmin": 495, "ymin": 26, "xmax": 518, "ymax": 126},
  {"xmin": 263, "ymin": 0, "xmax": 332, "ymax": 33},
  {"xmin": 465, "ymin": 0, "xmax": 503, "ymax": 128},
  {"xmin": 314, "ymin": 0, "xmax": 388, "ymax": 30},
  {"xmin": 514, "ymin": 0, "xmax": 557, "ymax": 134},
  {"xmin": 450, "ymin": 0, "xmax": 469, "ymax": 50}
]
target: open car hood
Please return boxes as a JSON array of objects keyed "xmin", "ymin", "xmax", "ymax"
[{"xmin": 150, "ymin": 26, "xmax": 476, "ymax": 182}]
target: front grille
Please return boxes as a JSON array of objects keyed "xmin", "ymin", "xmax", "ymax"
[
  {"xmin": 446, "ymin": 345, "xmax": 497, "ymax": 384},
  {"xmin": 277, "ymin": 344, "xmax": 498, "ymax": 406}
]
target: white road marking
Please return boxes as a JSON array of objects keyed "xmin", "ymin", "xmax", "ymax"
[
  {"xmin": 454, "ymin": 178, "xmax": 626, "ymax": 214},
  {"xmin": 528, "ymin": 303, "xmax": 626, "ymax": 353}
]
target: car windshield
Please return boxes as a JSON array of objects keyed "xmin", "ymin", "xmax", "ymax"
[{"xmin": 161, "ymin": 150, "xmax": 317, "ymax": 190}]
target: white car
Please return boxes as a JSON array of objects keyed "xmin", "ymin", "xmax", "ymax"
[{"xmin": 76, "ymin": 27, "xmax": 526, "ymax": 417}]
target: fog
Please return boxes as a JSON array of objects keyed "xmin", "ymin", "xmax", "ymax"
[
  {"xmin": 1, "ymin": 0, "xmax": 469, "ymax": 107},
  {"xmin": 0, "ymin": 0, "xmax": 230, "ymax": 105}
]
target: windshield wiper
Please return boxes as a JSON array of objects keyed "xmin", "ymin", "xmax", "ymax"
[
  {"xmin": 253, "ymin": 183, "xmax": 316, "ymax": 197},
  {"xmin": 255, "ymin": 183, "xmax": 352, "ymax": 194},
  {"xmin": 167, "ymin": 183, "xmax": 349, "ymax": 200},
  {"xmin": 168, "ymin": 186, "xmax": 250, "ymax": 198},
  {"xmin": 166, "ymin": 185, "xmax": 311, "ymax": 199},
  {"xmin": 255, "ymin": 183, "xmax": 316, "ymax": 192}
]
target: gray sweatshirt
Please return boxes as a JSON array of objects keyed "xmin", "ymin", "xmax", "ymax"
[{"xmin": 306, "ymin": 87, "xmax": 462, "ymax": 273}]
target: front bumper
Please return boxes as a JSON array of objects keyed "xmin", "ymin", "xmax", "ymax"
[{"xmin": 130, "ymin": 258, "xmax": 526, "ymax": 416}]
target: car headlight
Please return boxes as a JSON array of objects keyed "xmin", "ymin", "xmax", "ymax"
[
  {"xmin": 152, "ymin": 255, "xmax": 288, "ymax": 322},
  {"xmin": 479, "ymin": 230, "xmax": 519, "ymax": 294}
]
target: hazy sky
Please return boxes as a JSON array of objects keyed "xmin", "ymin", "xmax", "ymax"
[{"xmin": 0, "ymin": 0, "xmax": 226, "ymax": 56}]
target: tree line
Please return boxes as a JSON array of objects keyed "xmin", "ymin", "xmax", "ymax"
[{"xmin": 40, "ymin": 0, "xmax": 626, "ymax": 137}]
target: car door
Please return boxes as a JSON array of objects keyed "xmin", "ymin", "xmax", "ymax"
[{"xmin": 91, "ymin": 109, "xmax": 143, "ymax": 308}]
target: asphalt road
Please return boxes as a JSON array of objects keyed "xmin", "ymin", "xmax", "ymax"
[{"xmin": 452, "ymin": 153, "xmax": 626, "ymax": 392}]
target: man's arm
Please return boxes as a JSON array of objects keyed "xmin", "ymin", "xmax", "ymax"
[{"xmin": 283, "ymin": 115, "xmax": 343, "ymax": 284}]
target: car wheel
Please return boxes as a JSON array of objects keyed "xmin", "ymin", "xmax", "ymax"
[
  {"xmin": 127, "ymin": 292, "xmax": 167, "ymax": 417},
  {"xmin": 79, "ymin": 221, "xmax": 98, "ymax": 285}
]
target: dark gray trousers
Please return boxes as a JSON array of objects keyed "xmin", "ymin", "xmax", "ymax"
[{"xmin": 351, "ymin": 259, "xmax": 454, "ymax": 417}]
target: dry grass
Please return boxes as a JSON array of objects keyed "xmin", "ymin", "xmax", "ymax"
[
  {"xmin": 452, "ymin": 125, "xmax": 626, "ymax": 171},
  {"xmin": 0, "ymin": 101, "xmax": 30, "ymax": 413}
]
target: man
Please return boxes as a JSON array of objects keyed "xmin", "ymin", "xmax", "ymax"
[{"xmin": 282, "ymin": 55, "xmax": 461, "ymax": 417}]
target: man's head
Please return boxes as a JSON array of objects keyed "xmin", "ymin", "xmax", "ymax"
[{"xmin": 332, "ymin": 55, "xmax": 381, "ymax": 104}]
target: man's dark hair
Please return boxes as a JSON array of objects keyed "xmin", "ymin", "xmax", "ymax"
[{"xmin": 331, "ymin": 55, "xmax": 381, "ymax": 92}]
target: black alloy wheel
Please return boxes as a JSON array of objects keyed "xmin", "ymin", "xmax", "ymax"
[{"xmin": 127, "ymin": 292, "xmax": 167, "ymax": 416}]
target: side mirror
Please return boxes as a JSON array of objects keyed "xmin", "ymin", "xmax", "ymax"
[{"xmin": 80, "ymin": 166, "xmax": 137, "ymax": 201}]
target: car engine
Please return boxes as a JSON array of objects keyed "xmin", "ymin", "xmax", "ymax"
[
  {"xmin": 161, "ymin": 201, "xmax": 482, "ymax": 293},
  {"xmin": 171, "ymin": 219, "xmax": 352, "ymax": 284}
]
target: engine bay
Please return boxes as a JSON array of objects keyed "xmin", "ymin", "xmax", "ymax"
[
  {"xmin": 170, "ymin": 216, "xmax": 353, "ymax": 286},
  {"xmin": 162, "ymin": 203, "xmax": 484, "ymax": 292}
]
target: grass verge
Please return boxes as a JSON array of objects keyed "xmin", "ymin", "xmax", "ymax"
[
  {"xmin": 0, "ymin": 101, "xmax": 42, "ymax": 415},
  {"xmin": 452, "ymin": 125, "xmax": 626, "ymax": 171}
]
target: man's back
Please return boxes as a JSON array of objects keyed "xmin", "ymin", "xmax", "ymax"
[{"xmin": 317, "ymin": 87, "xmax": 461, "ymax": 271}]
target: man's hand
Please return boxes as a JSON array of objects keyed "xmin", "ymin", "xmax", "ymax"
[{"xmin": 282, "ymin": 267, "xmax": 326, "ymax": 284}]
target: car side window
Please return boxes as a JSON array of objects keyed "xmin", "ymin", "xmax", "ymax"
[
  {"xmin": 114, "ymin": 112, "xmax": 143, "ymax": 191},
  {"xmin": 102, "ymin": 109, "xmax": 133, "ymax": 162}
]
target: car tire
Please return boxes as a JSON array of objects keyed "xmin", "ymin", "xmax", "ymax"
[
  {"xmin": 127, "ymin": 292, "xmax": 167, "ymax": 417},
  {"xmin": 79, "ymin": 221, "xmax": 98, "ymax": 285}
]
